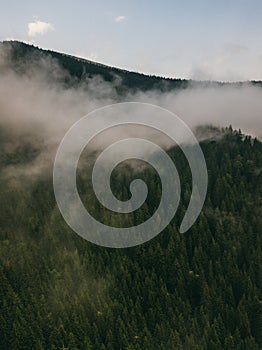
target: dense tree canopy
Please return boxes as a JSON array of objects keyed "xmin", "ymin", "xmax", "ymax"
[{"xmin": 0, "ymin": 127, "xmax": 261, "ymax": 349}]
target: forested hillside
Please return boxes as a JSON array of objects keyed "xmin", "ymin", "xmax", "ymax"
[
  {"xmin": 1, "ymin": 41, "xmax": 262, "ymax": 92},
  {"xmin": 0, "ymin": 41, "xmax": 261, "ymax": 350},
  {"xmin": 0, "ymin": 127, "xmax": 261, "ymax": 349},
  {"xmin": 0, "ymin": 41, "xmax": 189, "ymax": 92}
]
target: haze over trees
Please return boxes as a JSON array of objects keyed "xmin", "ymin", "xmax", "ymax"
[{"xmin": 0, "ymin": 41, "xmax": 261, "ymax": 349}]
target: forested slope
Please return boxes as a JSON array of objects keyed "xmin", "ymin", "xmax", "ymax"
[{"xmin": 0, "ymin": 128, "xmax": 261, "ymax": 349}]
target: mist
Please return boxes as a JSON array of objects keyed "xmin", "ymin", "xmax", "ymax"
[
  {"xmin": 0, "ymin": 48, "xmax": 261, "ymax": 181},
  {"xmin": 138, "ymin": 84, "xmax": 262, "ymax": 139}
]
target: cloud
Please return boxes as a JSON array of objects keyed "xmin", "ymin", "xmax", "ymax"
[
  {"xmin": 28, "ymin": 20, "xmax": 54, "ymax": 37},
  {"xmin": 0, "ymin": 44, "xmax": 261, "ymax": 184},
  {"xmin": 115, "ymin": 15, "xmax": 125, "ymax": 23}
]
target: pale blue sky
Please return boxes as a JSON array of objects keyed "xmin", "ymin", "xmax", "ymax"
[{"xmin": 1, "ymin": 0, "xmax": 262, "ymax": 81}]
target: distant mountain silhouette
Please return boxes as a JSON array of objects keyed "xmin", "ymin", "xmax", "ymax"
[{"xmin": 1, "ymin": 40, "xmax": 261, "ymax": 92}]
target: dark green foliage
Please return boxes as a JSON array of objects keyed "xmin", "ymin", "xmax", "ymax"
[{"xmin": 0, "ymin": 128, "xmax": 261, "ymax": 349}]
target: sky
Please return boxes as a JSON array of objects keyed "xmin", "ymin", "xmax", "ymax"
[{"xmin": 1, "ymin": 0, "xmax": 262, "ymax": 81}]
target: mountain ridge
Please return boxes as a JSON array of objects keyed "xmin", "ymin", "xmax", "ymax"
[{"xmin": 1, "ymin": 40, "xmax": 262, "ymax": 92}]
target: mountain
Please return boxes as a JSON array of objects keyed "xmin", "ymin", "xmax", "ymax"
[
  {"xmin": 1, "ymin": 40, "xmax": 262, "ymax": 92},
  {"xmin": 0, "ymin": 41, "xmax": 261, "ymax": 350},
  {"xmin": 0, "ymin": 40, "xmax": 189, "ymax": 92}
]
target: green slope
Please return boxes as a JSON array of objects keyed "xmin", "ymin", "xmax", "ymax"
[
  {"xmin": 0, "ymin": 42, "xmax": 261, "ymax": 349},
  {"xmin": 0, "ymin": 127, "xmax": 261, "ymax": 349}
]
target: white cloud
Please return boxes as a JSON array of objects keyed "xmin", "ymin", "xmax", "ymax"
[
  {"xmin": 115, "ymin": 15, "xmax": 125, "ymax": 23},
  {"xmin": 28, "ymin": 20, "xmax": 54, "ymax": 37}
]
